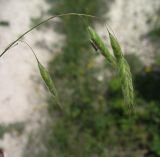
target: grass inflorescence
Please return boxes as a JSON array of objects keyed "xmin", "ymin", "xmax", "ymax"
[
  {"xmin": 0, "ymin": 13, "xmax": 134, "ymax": 111},
  {"xmin": 88, "ymin": 26, "xmax": 134, "ymax": 108}
]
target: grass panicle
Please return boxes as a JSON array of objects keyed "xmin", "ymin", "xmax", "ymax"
[
  {"xmin": 0, "ymin": 13, "xmax": 134, "ymax": 110},
  {"xmin": 88, "ymin": 26, "xmax": 134, "ymax": 108}
]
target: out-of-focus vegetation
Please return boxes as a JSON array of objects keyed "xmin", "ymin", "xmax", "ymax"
[
  {"xmin": 0, "ymin": 123, "xmax": 24, "ymax": 139},
  {"xmin": 23, "ymin": 1, "xmax": 160, "ymax": 157},
  {"xmin": 0, "ymin": 21, "xmax": 9, "ymax": 27},
  {"xmin": 147, "ymin": 6, "xmax": 160, "ymax": 66},
  {"xmin": 147, "ymin": 7, "xmax": 160, "ymax": 42}
]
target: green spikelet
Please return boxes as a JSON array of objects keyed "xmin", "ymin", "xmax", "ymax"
[
  {"xmin": 37, "ymin": 61, "xmax": 58, "ymax": 97},
  {"xmin": 119, "ymin": 58, "xmax": 134, "ymax": 108},
  {"xmin": 19, "ymin": 40, "xmax": 62, "ymax": 109},
  {"xmin": 37, "ymin": 59, "xmax": 63, "ymax": 109},
  {"xmin": 108, "ymin": 31, "xmax": 134, "ymax": 108},
  {"xmin": 37, "ymin": 60, "xmax": 63, "ymax": 109},
  {"xmin": 108, "ymin": 31, "xmax": 123, "ymax": 61},
  {"xmin": 88, "ymin": 26, "xmax": 117, "ymax": 67}
]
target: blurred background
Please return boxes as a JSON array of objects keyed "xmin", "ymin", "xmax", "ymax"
[{"xmin": 0, "ymin": 0, "xmax": 160, "ymax": 157}]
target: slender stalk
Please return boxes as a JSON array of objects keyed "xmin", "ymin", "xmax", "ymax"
[
  {"xmin": 0, "ymin": 13, "xmax": 101, "ymax": 58},
  {"xmin": 19, "ymin": 40, "xmax": 63, "ymax": 110}
]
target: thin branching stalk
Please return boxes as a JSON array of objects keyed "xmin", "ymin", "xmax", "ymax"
[{"xmin": 0, "ymin": 13, "xmax": 101, "ymax": 58}]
